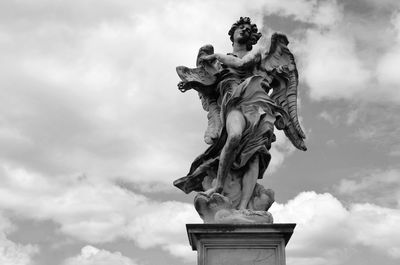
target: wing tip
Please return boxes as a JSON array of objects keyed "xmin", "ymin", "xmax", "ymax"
[{"xmin": 299, "ymin": 140, "xmax": 307, "ymax": 151}]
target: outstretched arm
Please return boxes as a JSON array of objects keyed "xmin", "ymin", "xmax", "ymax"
[{"xmin": 202, "ymin": 52, "xmax": 261, "ymax": 69}]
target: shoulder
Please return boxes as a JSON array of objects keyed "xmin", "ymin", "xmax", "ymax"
[
  {"xmin": 252, "ymin": 47, "xmax": 263, "ymax": 58},
  {"xmin": 245, "ymin": 50, "xmax": 261, "ymax": 64}
]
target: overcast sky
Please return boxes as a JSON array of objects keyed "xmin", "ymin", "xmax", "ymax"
[{"xmin": 0, "ymin": 0, "xmax": 399, "ymax": 265}]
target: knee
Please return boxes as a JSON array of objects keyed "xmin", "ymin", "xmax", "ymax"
[{"xmin": 226, "ymin": 133, "xmax": 241, "ymax": 149}]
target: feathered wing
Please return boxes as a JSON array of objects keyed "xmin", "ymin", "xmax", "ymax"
[
  {"xmin": 262, "ymin": 33, "xmax": 307, "ymax": 151},
  {"xmin": 176, "ymin": 45, "xmax": 222, "ymax": 145}
]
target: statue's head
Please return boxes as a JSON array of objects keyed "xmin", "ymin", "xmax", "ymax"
[{"xmin": 228, "ymin": 17, "xmax": 262, "ymax": 51}]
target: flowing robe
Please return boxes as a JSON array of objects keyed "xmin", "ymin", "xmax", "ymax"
[{"xmin": 174, "ymin": 54, "xmax": 283, "ymax": 194}]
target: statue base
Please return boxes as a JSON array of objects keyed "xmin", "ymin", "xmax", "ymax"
[{"xmin": 186, "ymin": 223, "xmax": 295, "ymax": 265}]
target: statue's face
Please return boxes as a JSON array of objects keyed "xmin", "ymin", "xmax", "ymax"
[{"xmin": 233, "ymin": 23, "xmax": 252, "ymax": 44}]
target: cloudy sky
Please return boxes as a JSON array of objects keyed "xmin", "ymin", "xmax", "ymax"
[{"xmin": 0, "ymin": 0, "xmax": 399, "ymax": 264}]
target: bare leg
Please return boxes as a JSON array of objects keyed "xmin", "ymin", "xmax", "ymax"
[
  {"xmin": 217, "ymin": 110, "xmax": 246, "ymax": 190},
  {"xmin": 238, "ymin": 155, "xmax": 259, "ymax": 210},
  {"xmin": 203, "ymin": 110, "xmax": 246, "ymax": 198}
]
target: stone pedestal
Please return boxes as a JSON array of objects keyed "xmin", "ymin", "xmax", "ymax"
[{"xmin": 186, "ymin": 224, "xmax": 295, "ymax": 265}]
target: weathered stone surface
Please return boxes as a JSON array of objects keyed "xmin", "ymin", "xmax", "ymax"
[
  {"xmin": 174, "ymin": 17, "xmax": 306, "ymax": 224},
  {"xmin": 187, "ymin": 223, "xmax": 295, "ymax": 265},
  {"xmin": 194, "ymin": 193, "xmax": 273, "ymax": 224}
]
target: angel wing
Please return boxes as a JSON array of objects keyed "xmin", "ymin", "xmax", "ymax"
[
  {"xmin": 262, "ymin": 33, "xmax": 307, "ymax": 151},
  {"xmin": 176, "ymin": 45, "xmax": 222, "ymax": 145}
]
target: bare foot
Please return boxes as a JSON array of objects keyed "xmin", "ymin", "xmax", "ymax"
[
  {"xmin": 200, "ymin": 186, "xmax": 223, "ymax": 197},
  {"xmin": 238, "ymin": 201, "xmax": 249, "ymax": 210}
]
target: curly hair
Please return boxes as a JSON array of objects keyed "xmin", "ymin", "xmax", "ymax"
[{"xmin": 228, "ymin": 17, "xmax": 262, "ymax": 51}]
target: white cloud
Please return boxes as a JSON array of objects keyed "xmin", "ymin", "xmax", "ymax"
[
  {"xmin": 319, "ymin": 111, "xmax": 336, "ymax": 124},
  {"xmin": 0, "ymin": 165, "xmax": 201, "ymax": 260},
  {"xmin": 2, "ymin": 163, "xmax": 400, "ymax": 264},
  {"xmin": 0, "ymin": 241, "xmax": 38, "ymax": 265},
  {"xmin": 0, "ymin": 166, "xmax": 143, "ymax": 243},
  {"xmin": 126, "ymin": 201, "xmax": 199, "ymax": 261},
  {"xmin": 63, "ymin": 245, "xmax": 137, "ymax": 265},
  {"xmin": 0, "ymin": 1, "xmax": 399, "ymax": 264},
  {"xmin": 271, "ymin": 192, "xmax": 350, "ymax": 254},
  {"xmin": 0, "ymin": 213, "xmax": 39, "ymax": 265},
  {"xmin": 348, "ymin": 203, "xmax": 400, "ymax": 258},
  {"xmin": 0, "ymin": 0, "xmax": 342, "ymax": 191},
  {"xmin": 262, "ymin": 0, "xmax": 342, "ymax": 27},
  {"xmin": 376, "ymin": 12, "xmax": 400, "ymax": 102},
  {"xmin": 274, "ymin": 1, "xmax": 400, "ymax": 104},
  {"xmin": 267, "ymin": 1, "xmax": 377, "ymax": 103},
  {"xmin": 389, "ymin": 147, "xmax": 400, "ymax": 157},
  {"xmin": 268, "ymin": 130, "xmax": 296, "ymax": 174},
  {"xmin": 355, "ymin": 126, "xmax": 379, "ymax": 140},
  {"xmin": 364, "ymin": 0, "xmax": 400, "ymax": 10},
  {"xmin": 301, "ymin": 28, "xmax": 370, "ymax": 100},
  {"xmin": 271, "ymin": 191, "xmax": 400, "ymax": 265},
  {"xmin": 263, "ymin": 0, "xmax": 317, "ymax": 22},
  {"xmin": 347, "ymin": 104, "xmax": 400, "ymax": 153},
  {"xmin": 0, "ymin": 0, "xmax": 275, "ymax": 187},
  {"xmin": 326, "ymin": 139, "xmax": 337, "ymax": 147},
  {"xmin": 0, "ymin": 0, "xmax": 397, "ymax": 192},
  {"xmin": 336, "ymin": 168, "xmax": 400, "ymax": 207},
  {"xmin": 310, "ymin": 0, "xmax": 343, "ymax": 27},
  {"xmin": 346, "ymin": 108, "xmax": 359, "ymax": 125},
  {"xmin": 0, "ymin": 1, "xmax": 319, "ymax": 263},
  {"xmin": 0, "ymin": 243, "xmax": 38, "ymax": 265}
]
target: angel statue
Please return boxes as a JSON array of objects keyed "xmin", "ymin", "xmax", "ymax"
[{"xmin": 173, "ymin": 17, "xmax": 306, "ymax": 224}]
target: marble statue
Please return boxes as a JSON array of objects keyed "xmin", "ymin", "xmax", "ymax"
[{"xmin": 173, "ymin": 17, "xmax": 306, "ymax": 224}]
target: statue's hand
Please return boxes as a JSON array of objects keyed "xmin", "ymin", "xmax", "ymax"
[
  {"xmin": 178, "ymin": 81, "xmax": 189, "ymax": 93},
  {"xmin": 199, "ymin": 54, "xmax": 217, "ymax": 65}
]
